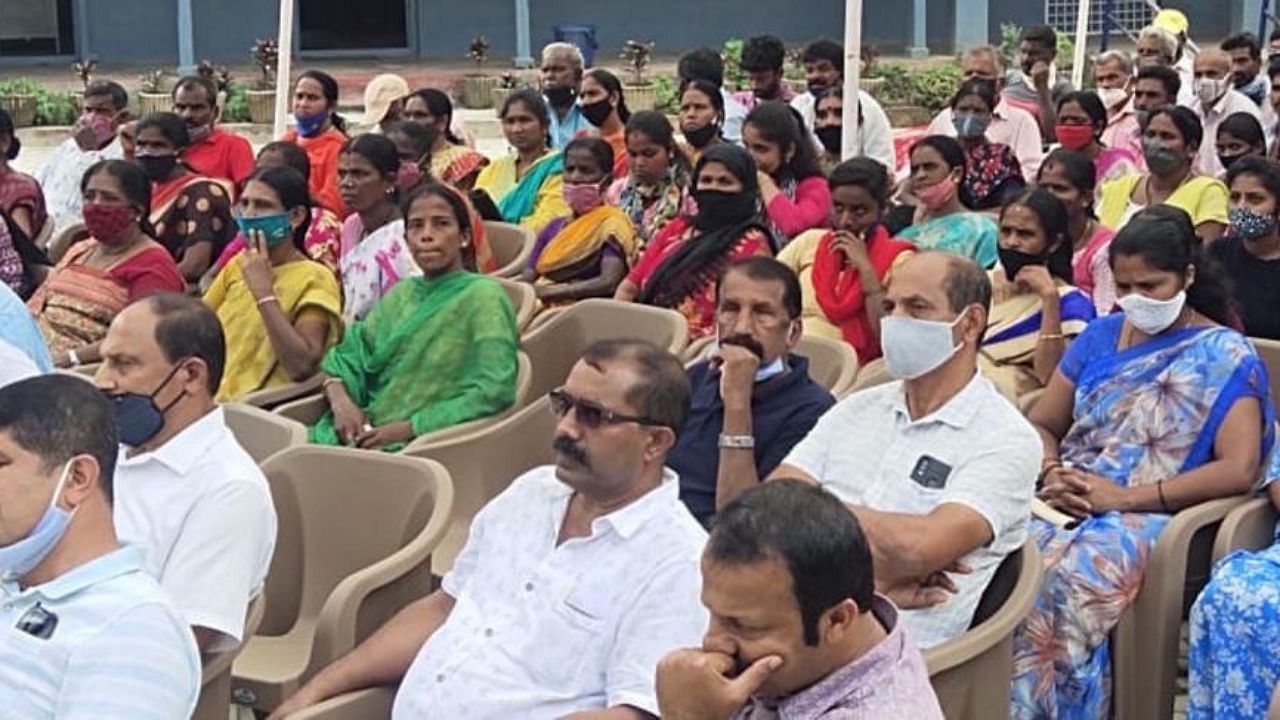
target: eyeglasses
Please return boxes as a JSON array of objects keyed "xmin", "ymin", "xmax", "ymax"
[{"xmin": 548, "ymin": 388, "xmax": 668, "ymax": 429}]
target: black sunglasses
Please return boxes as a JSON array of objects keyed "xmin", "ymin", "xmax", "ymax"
[{"xmin": 548, "ymin": 388, "xmax": 668, "ymax": 429}]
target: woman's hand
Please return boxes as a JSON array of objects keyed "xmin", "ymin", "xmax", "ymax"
[
  {"xmin": 330, "ymin": 392, "xmax": 369, "ymax": 446},
  {"xmin": 831, "ymin": 229, "xmax": 872, "ymax": 268},
  {"xmin": 757, "ymin": 171, "xmax": 780, "ymax": 201},
  {"xmin": 1037, "ymin": 467, "xmax": 1093, "ymax": 518},
  {"xmin": 1015, "ymin": 264, "xmax": 1059, "ymax": 301},
  {"xmin": 1070, "ymin": 469, "xmax": 1131, "ymax": 514},
  {"xmin": 241, "ymin": 230, "xmax": 277, "ymax": 301},
  {"xmin": 356, "ymin": 421, "xmax": 414, "ymax": 449}
]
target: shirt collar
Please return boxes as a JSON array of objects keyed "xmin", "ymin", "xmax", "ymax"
[
  {"xmin": 3, "ymin": 546, "xmax": 147, "ymax": 601},
  {"xmin": 890, "ymin": 371, "xmax": 987, "ymax": 429},
  {"xmin": 552, "ymin": 468, "xmax": 682, "ymax": 541},
  {"xmin": 117, "ymin": 406, "xmax": 227, "ymax": 475},
  {"xmin": 991, "ymin": 97, "xmax": 1011, "ymax": 121}
]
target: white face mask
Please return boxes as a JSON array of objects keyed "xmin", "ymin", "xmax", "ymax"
[
  {"xmin": 880, "ymin": 310, "xmax": 968, "ymax": 380},
  {"xmin": 1097, "ymin": 86, "xmax": 1130, "ymax": 110},
  {"xmin": 1118, "ymin": 290, "xmax": 1186, "ymax": 335},
  {"xmin": 1194, "ymin": 77, "xmax": 1230, "ymax": 107}
]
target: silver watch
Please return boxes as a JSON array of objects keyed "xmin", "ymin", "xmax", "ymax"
[{"xmin": 718, "ymin": 434, "xmax": 755, "ymax": 449}]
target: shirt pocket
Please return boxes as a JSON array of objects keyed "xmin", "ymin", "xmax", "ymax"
[
  {"xmin": 0, "ymin": 626, "xmax": 71, "ymax": 714},
  {"xmin": 517, "ymin": 583, "xmax": 608, "ymax": 690}
]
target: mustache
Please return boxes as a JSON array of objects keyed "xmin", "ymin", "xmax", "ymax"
[
  {"xmin": 719, "ymin": 333, "xmax": 765, "ymax": 359},
  {"xmin": 552, "ymin": 436, "xmax": 590, "ymax": 467}
]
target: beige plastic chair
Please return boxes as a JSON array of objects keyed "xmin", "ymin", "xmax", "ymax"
[
  {"xmin": 1249, "ymin": 337, "xmax": 1280, "ymax": 412},
  {"xmin": 192, "ymin": 594, "xmax": 265, "ymax": 720},
  {"xmin": 520, "ymin": 299, "xmax": 690, "ymax": 402},
  {"xmin": 794, "ymin": 334, "xmax": 860, "ymax": 398},
  {"xmin": 288, "ymin": 686, "xmax": 397, "ymax": 719},
  {"xmin": 404, "ymin": 395, "xmax": 557, "ymax": 573},
  {"xmin": 484, "ymin": 221, "xmax": 534, "ymax": 278},
  {"xmin": 46, "ymin": 221, "xmax": 88, "ymax": 263},
  {"xmin": 71, "ymin": 362, "xmax": 101, "ymax": 378},
  {"xmin": 230, "ymin": 448, "xmax": 454, "ymax": 714},
  {"xmin": 1111, "ymin": 495, "xmax": 1250, "ymax": 720},
  {"xmin": 924, "ymin": 541, "xmax": 1042, "ymax": 719},
  {"xmin": 238, "ymin": 375, "xmax": 325, "ymax": 410},
  {"xmin": 222, "ymin": 403, "xmax": 308, "ymax": 464},
  {"xmin": 680, "ymin": 335, "xmax": 715, "ymax": 364},
  {"xmin": 1212, "ymin": 496, "xmax": 1277, "ymax": 563},
  {"xmin": 494, "ymin": 276, "xmax": 537, "ymax": 333}
]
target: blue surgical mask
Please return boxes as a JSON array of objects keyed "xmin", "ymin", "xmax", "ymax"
[
  {"xmin": 294, "ymin": 111, "xmax": 328, "ymax": 138},
  {"xmin": 754, "ymin": 357, "xmax": 787, "ymax": 382},
  {"xmin": 105, "ymin": 362, "xmax": 186, "ymax": 448},
  {"xmin": 0, "ymin": 463, "xmax": 76, "ymax": 581},
  {"xmin": 236, "ymin": 212, "xmax": 294, "ymax": 248},
  {"xmin": 953, "ymin": 113, "xmax": 991, "ymax": 139}
]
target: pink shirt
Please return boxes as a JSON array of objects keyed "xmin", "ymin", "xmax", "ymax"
[
  {"xmin": 1191, "ymin": 89, "xmax": 1263, "ymax": 177},
  {"xmin": 1101, "ymin": 101, "xmax": 1144, "ymax": 161},
  {"xmin": 925, "ymin": 98, "xmax": 1044, "ymax": 179},
  {"xmin": 766, "ymin": 175, "xmax": 831, "ymax": 243}
]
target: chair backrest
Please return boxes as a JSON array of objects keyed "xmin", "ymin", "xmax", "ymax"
[
  {"xmin": 47, "ymin": 222, "xmax": 88, "ymax": 263},
  {"xmin": 1250, "ymin": 337, "xmax": 1280, "ymax": 413},
  {"xmin": 404, "ymin": 395, "xmax": 557, "ymax": 572},
  {"xmin": 484, "ymin": 221, "xmax": 534, "ymax": 277},
  {"xmin": 222, "ymin": 403, "xmax": 308, "ymax": 464},
  {"xmin": 494, "ymin": 277, "xmax": 537, "ymax": 333},
  {"xmin": 521, "ymin": 299, "xmax": 690, "ymax": 402},
  {"xmin": 256, "ymin": 448, "xmax": 453, "ymax": 644},
  {"xmin": 793, "ymin": 334, "xmax": 860, "ymax": 398}
]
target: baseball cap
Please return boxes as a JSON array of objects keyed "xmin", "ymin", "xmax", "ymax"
[
  {"xmin": 1153, "ymin": 9, "xmax": 1189, "ymax": 37},
  {"xmin": 362, "ymin": 74, "xmax": 410, "ymax": 125}
]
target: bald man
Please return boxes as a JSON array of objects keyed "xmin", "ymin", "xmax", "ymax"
[{"xmin": 1191, "ymin": 48, "xmax": 1263, "ymax": 176}]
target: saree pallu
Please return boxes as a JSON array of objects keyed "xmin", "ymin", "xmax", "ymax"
[
  {"xmin": 532, "ymin": 205, "xmax": 638, "ymax": 280},
  {"xmin": 979, "ymin": 273, "xmax": 1096, "ymax": 398},
  {"xmin": 339, "ymin": 218, "xmax": 419, "ymax": 323},
  {"xmin": 151, "ymin": 174, "xmax": 236, "ymax": 263},
  {"xmin": 27, "ymin": 241, "xmax": 129, "ymax": 355},
  {"xmin": 310, "ymin": 272, "xmax": 519, "ymax": 452},
  {"xmin": 898, "ymin": 212, "xmax": 999, "ymax": 269},
  {"xmin": 1010, "ymin": 318, "xmax": 1276, "ymax": 719},
  {"xmin": 430, "ymin": 143, "xmax": 488, "ymax": 187},
  {"xmin": 608, "ymin": 168, "xmax": 691, "ymax": 251}
]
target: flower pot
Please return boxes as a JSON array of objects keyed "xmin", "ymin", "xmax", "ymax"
[
  {"xmin": 884, "ymin": 104, "xmax": 934, "ymax": 128},
  {"xmin": 625, "ymin": 84, "xmax": 657, "ymax": 112},
  {"xmin": 462, "ymin": 75, "xmax": 500, "ymax": 110},
  {"xmin": 135, "ymin": 91, "xmax": 171, "ymax": 118},
  {"xmin": 490, "ymin": 86, "xmax": 519, "ymax": 110},
  {"xmin": 246, "ymin": 89, "xmax": 276, "ymax": 124},
  {"xmin": 0, "ymin": 94, "xmax": 37, "ymax": 127},
  {"xmin": 859, "ymin": 77, "xmax": 887, "ymax": 99}
]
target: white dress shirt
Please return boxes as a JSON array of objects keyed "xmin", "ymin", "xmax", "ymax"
[
  {"xmin": 393, "ymin": 466, "xmax": 708, "ymax": 718},
  {"xmin": 924, "ymin": 99, "xmax": 1045, "ymax": 179},
  {"xmin": 113, "ymin": 407, "xmax": 277, "ymax": 652},
  {"xmin": 1191, "ymin": 88, "xmax": 1264, "ymax": 176},
  {"xmin": 791, "ymin": 90, "xmax": 897, "ymax": 175},
  {"xmin": 34, "ymin": 136, "xmax": 123, "ymax": 236},
  {"xmin": 780, "ymin": 374, "xmax": 1040, "ymax": 648},
  {"xmin": 721, "ymin": 88, "xmax": 747, "ymax": 144}
]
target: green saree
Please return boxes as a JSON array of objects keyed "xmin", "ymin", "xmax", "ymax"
[{"xmin": 309, "ymin": 271, "xmax": 519, "ymax": 451}]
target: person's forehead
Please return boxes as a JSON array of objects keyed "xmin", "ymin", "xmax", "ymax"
[
  {"xmin": 565, "ymin": 359, "xmax": 640, "ymax": 410},
  {"xmin": 889, "ymin": 256, "xmax": 951, "ymax": 300},
  {"xmin": 174, "ymin": 86, "xmax": 211, "ymax": 104},
  {"xmin": 1196, "ymin": 52, "xmax": 1231, "ymax": 71},
  {"xmin": 721, "ymin": 270, "xmax": 785, "ymax": 305},
  {"xmin": 84, "ymin": 94, "xmax": 115, "ymax": 108},
  {"xmin": 702, "ymin": 555, "xmax": 797, "ymax": 613},
  {"xmin": 104, "ymin": 305, "xmax": 159, "ymax": 350}
]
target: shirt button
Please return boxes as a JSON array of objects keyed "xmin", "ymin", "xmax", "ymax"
[
  {"xmin": 436, "ymin": 674, "xmax": 445, "ymax": 683},
  {"xmin": 524, "ymin": 582, "xmax": 534, "ymax": 592},
  {"xmin": 484, "ymin": 628, "xmax": 494, "ymax": 637}
]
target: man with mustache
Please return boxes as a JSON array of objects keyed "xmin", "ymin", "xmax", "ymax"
[
  {"xmin": 171, "ymin": 75, "xmax": 254, "ymax": 189},
  {"xmin": 667, "ymin": 257, "xmax": 834, "ymax": 526},
  {"xmin": 270, "ymin": 339, "xmax": 707, "ymax": 720}
]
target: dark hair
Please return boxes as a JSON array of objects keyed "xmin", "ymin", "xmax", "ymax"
[
  {"xmin": 145, "ymin": 292, "xmax": 227, "ymax": 395},
  {"xmin": 296, "ymin": 70, "xmax": 347, "ymax": 133},
  {"xmin": 342, "ymin": 133, "xmax": 401, "ymax": 179},
  {"xmin": 580, "ymin": 339, "xmax": 691, "ymax": 435},
  {"xmin": 935, "ymin": 251, "xmax": 993, "ymax": 315},
  {"xmin": 585, "ymin": 68, "xmax": 632, "ymax": 123},
  {"xmin": 829, "ymin": 156, "xmax": 892, "ymax": 208},
  {"xmin": 136, "ymin": 111, "xmax": 191, "ymax": 150},
  {"xmin": 501, "ymin": 89, "xmax": 552, "ymax": 130},
  {"xmin": 406, "ymin": 88, "xmax": 464, "ymax": 145},
  {"xmin": 1000, "ymin": 187, "xmax": 1073, "ymax": 281},
  {"xmin": 1039, "ymin": 148, "xmax": 1098, "ymax": 212},
  {"xmin": 625, "ymin": 110, "xmax": 692, "ymax": 177},
  {"xmin": 911, "ymin": 134, "xmax": 968, "ymax": 173},
  {"xmin": 172, "ymin": 75, "xmax": 218, "ymax": 105},
  {"xmin": 719, "ymin": 256, "xmax": 803, "ymax": 320},
  {"xmin": 1136, "ymin": 64, "xmax": 1182, "ymax": 101},
  {"xmin": 400, "ymin": 182, "xmax": 476, "ymax": 269},
  {"xmin": 84, "ymin": 80, "xmax": 128, "ymax": 112},
  {"xmin": 564, "ymin": 136, "xmax": 614, "ymax": 178},
  {"xmin": 1271, "ymin": 27, "xmax": 1280, "ymax": 44},
  {"xmin": 744, "ymin": 101, "xmax": 824, "ymax": 182},
  {"xmin": 1057, "ymin": 90, "xmax": 1108, "ymax": 131},
  {"xmin": 681, "ymin": 79, "xmax": 726, "ymax": 125},
  {"xmin": 0, "ymin": 108, "xmax": 19, "ymax": 161},
  {"xmin": 1226, "ymin": 155, "xmax": 1280, "ymax": 204},
  {"xmin": 385, "ymin": 120, "xmax": 433, "ymax": 160},
  {"xmin": 1268, "ymin": 55, "xmax": 1280, "ymax": 82},
  {"xmin": 1148, "ymin": 105, "xmax": 1204, "ymax": 152},
  {"xmin": 0, "ymin": 376, "xmax": 118, "ymax": 502},
  {"xmin": 247, "ymin": 165, "xmax": 313, "ymax": 253},
  {"xmin": 950, "ymin": 77, "xmax": 999, "ymax": 113},
  {"xmin": 1021, "ymin": 24, "xmax": 1058, "ymax": 50},
  {"xmin": 741, "ymin": 35, "xmax": 787, "ymax": 73},
  {"xmin": 677, "ymin": 48, "xmax": 725, "ymax": 88},
  {"xmin": 1217, "ymin": 112, "xmax": 1266, "ymax": 151},
  {"xmin": 707, "ymin": 479, "xmax": 876, "ymax": 645},
  {"xmin": 81, "ymin": 160, "xmax": 156, "ymax": 238},
  {"xmin": 1222, "ymin": 32, "xmax": 1262, "ymax": 60},
  {"xmin": 1109, "ymin": 206, "xmax": 1234, "ymax": 326},
  {"xmin": 802, "ymin": 40, "xmax": 843, "ymax": 68},
  {"xmin": 258, "ymin": 141, "xmax": 311, "ymax": 180}
]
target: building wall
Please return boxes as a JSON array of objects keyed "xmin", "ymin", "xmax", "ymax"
[
  {"xmin": 82, "ymin": 0, "xmax": 177, "ymax": 63},
  {"xmin": 192, "ymin": 0, "xmax": 280, "ymax": 62}
]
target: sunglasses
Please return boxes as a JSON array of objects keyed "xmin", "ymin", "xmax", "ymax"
[{"xmin": 548, "ymin": 388, "xmax": 668, "ymax": 429}]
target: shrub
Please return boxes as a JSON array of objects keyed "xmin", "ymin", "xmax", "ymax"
[
  {"xmin": 722, "ymin": 38, "xmax": 746, "ymax": 91},
  {"xmin": 222, "ymin": 82, "xmax": 251, "ymax": 122},
  {"xmin": 876, "ymin": 60, "xmax": 963, "ymax": 113},
  {"xmin": 654, "ymin": 74, "xmax": 678, "ymax": 114},
  {"xmin": 0, "ymin": 78, "xmax": 80, "ymax": 126}
]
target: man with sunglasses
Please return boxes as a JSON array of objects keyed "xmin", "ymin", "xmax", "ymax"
[
  {"xmin": 271, "ymin": 339, "xmax": 707, "ymax": 720},
  {"xmin": 669, "ymin": 257, "xmax": 834, "ymax": 526}
]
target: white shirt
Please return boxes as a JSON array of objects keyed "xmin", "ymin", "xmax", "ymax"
[
  {"xmin": 34, "ymin": 136, "xmax": 124, "ymax": 236},
  {"xmin": 1191, "ymin": 88, "xmax": 1264, "ymax": 176},
  {"xmin": 780, "ymin": 374, "xmax": 1040, "ymax": 648},
  {"xmin": 393, "ymin": 466, "xmax": 708, "ymax": 718},
  {"xmin": 924, "ymin": 99, "xmax": 1045, "ymax": 180},
  {"xmin": 791, "ymin": 90, "xmax": 897, "ymax": 175},
  {"xmin": 0, "ymin": 338, "xmax": 40, "ymax": 388},
  {"xmin": 0, "ymin": 546, "xmax": 200, "ymax": 719},
  {"xmin": 1176, "ymin": 55, "xmax": 1196, "ymax": 107},
  {"xmin": 722, "ymin": 88, "xmax": 747, "ymax": 144},
  {"xmin": 114, "ymin": 407, "xmax": 277, "ymax": 652}
]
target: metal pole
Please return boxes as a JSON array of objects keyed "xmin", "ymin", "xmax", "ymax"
[
  {"xmin": 273, "ymin": 0, "xmax": 296, "ymax": 139},
  {"xmin": 1071, "ymin": 0, "xmax": 1091, "ymax": 90},
  {"xmin": 1100, "ymin": 0, "xmax": 1115, "ymax": 51},
  {"xmin": 842, "ymin": 0, "xmax": 863, "ymax": 161},
  {"xmin": 908, "ymin": 0, "xmax": 928, "ymax": 58},
  {"xmin": 514, "ymin": 0, "xmax": 534, "ymax": 68},
  {"xmin": 176, "ymin": 0, "xmax": 195, "ymax": 75},
  {"xmin": 74, "ymin": 0, "xmax": 90, "ymax": 60},
  {"xmin": 1262, "ymin": 0, "xmax": 1272, "ymax": 41}
]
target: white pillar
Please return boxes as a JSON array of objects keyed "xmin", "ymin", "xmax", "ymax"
[
  {"xmin": 1071, "ymin": 0, "xmax": 1091, "ymax": 90},
  {"xmin": 515, "ymin": 0, "xmax": 534, "ymax": 68},
  {"xmin": 273, "ymin": 0, "xmax": 296, "ymax": 139},
  {"xmin": 842, "ymin": 0, "xmax": 863, "ymax": 161}
]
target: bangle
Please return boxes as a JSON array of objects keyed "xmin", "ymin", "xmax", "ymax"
[
  {"xmin": 67, "ymin": 349, "xmax": 81, "ymax": 367},
  {"xmin": 322, "ymin": 377, "xmax": 345, "ymax": 394},
  {"xmin": 256, "ymin": 295, "xmax": 278, "ymax": 307},
  {"xmin": 1039, "ymin": 332, "xmax": 1065, "ymax": 341},
  {"xmin": 1157, "ymin": 479, "xmax": 1171, "ymax": 513},
  {"xmin": 718, "ymin": 434, "xmax": 755, "ymax": 450},
  {"xmin": 1036, "ymin": 460, "xmax": 1062, "ymax": 488}
]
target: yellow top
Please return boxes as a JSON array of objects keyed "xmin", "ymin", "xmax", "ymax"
[
  {"xmin": 474, "ymin": 152, "xmax": 571, "ymax": 237},
  {"xmin": 1096, "ymin": 173, "xmax": 1229, "ymax": 231}
]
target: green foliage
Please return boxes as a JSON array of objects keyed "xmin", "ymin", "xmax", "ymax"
[
  {"xmin": 876, "ymin": 60, "xmax": 963, "ymax": 113},
  {"xmin": 784, "ymin": 45, "xmax": 806, "ymax": 81},
  {"xmin": 621, "ymin": 40, "xmax": 655, "ymax": 85},
  {"xmin": 722, "ymin": 38, "xmax": 745, "ymax": 91},
  {"xmin": 0, "ymin": 78, "xmax": 80, "ymax": 126},
  {"xmin": 222, "ymin": 82, "xmax": 250, "ymax": 123},
  {"xmin": 654, "ymin": 74, "xmax": 678, "ymax": 114}
]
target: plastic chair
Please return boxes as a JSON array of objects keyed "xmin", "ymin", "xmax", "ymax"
[
  {"xmin": 70, "ymin": 362, "xmax": 101, "ymax": 378},
  {"xmin": 230, "ymin": 448, "xmax": 454, "ymax": 714},
  {"xmin": 794, "ymin": 334, "xmax": 860, "ymax": 398},
  {"xmin": 222, "ymin": 403, "xmax": 308, "ymax": 464},
  {"xmin": 484, "ymin": 221, "xmax": 534, "ymax": 278},
  {"xmin": 494, "ymin": 276, "xmax": 537, "ymax": 333},
  {"xmin": 192, "ymin": 594, "xmax": 265, "ymax": 720},
  {"xmin": 404, "ymin": 395, "xmax": 557, "ymax": 573},
  {"xmin": 288, "ymin": 686, "xmax": 397, "ymax": 719},
  {"xmin": 46, "ymin": 222, "xmax": 88, "ymax": 263},
  {"xmin": 238, "ymin": 375, "xmax": 325, "ymax": 410},
  {"xmin": 1211, "ymin": 496, "xmax": 1276, "ymax": 563},
  {"xmin": 520, "ymin": 299, "xmax": 690, "ymax": 402},
  {"xmin": 924, "ymin": 541, "xmax": 1042, "ymax": 720},
  {"xmin": 1249, "ymin": 337, "xmax": 1280, "ymax": 413}
]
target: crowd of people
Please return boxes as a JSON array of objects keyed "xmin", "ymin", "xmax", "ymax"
[{"xmin": 6, "ymin": 8, "xmax": 1280, "ymax": 719}]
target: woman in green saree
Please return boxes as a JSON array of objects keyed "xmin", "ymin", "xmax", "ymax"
[{"xmin": 309, "ymin": 181, "xmax": 520, "ymax": 451}]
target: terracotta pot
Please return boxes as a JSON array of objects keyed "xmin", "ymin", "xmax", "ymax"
[
  {"xmin": 883, "ymin": 104, "xmax": 934, "ymax": 128},
  {"xmin": 135, "ymin": 92, "xmax": 171, "ymax": 118},
  {"xmin": 625, "ymin": 84, "xmax": 657, "ymax": 112},
  {"xmin": 462, "ymin": 75, "xmax": 500, "ymax": 110},
  {"xmin": 490, "ymin": 86, "xmax": 518, "ymax": 110},
  {"xmin": 246, "ymin": 89, "xmax": 276, "ymax": 124},
  {"xmin": 0, "ymin": 94, "xmax": 36, "ymax": 127}
]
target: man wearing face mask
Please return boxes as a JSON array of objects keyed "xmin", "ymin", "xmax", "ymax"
[
  {"xmin": 1191, "ymin": 49, "xmax": 1262, "ymax": 178},
  {"xmin": 172, "ymin": 75, "xmax": 254, "ymax": 189},
  {"xmin": 667, "ymin": 258, "xmax": 834, "ymax": 527},
  {"xmin": 35, "ymin": 80, "xmax": 129, "ymax": 236},
  {"xmin": 0, "ymin": 375, "xmax": 200, "ymax": 719},
  {"xmin": 769, "ymin": 251, "xmax": 1040, "ymax": 649},
  {"xmin": 94, "ymin": 293, "xmax": 276, "ymax": 655},
  {"xmin": 1094, "ymin": 51, "xmax": 1143, "ymax": 158},
  {"xmin": 789, "ymin": 41, "xmax": 895, "ymax": 175},
  {"xmin": 1222, "ymin": 33, "xmax": 1269, "ymax": 108},
  {"xmin": 541, "ymin": 42, "xmax": 590, "ymax": 150}
]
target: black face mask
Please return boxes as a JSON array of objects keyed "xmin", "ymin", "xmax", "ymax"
[
  {"xmin": 682, "ymin": 122, "xmax": 719, "ymax": 149},
  {"xmin": 998, "ymin": 246, "xmax": 1044, "ymax": 280},
  {"xmin": 815, "ymin": 126, "xmax": 841, "ymax": 155},
  {"xmin": 545, "ymin": 85, "xmax": 576, "ymax": 108},
  {"xmin": 136, "ymin": 154, "xmax": 178, "ymax": 182},
  {"xmin": 580, "ymin": 98, "xmax": 613, "ymax": 127},
  {"xmin": 807, "ymin": 82, "xmax": 828, "ymax": 98},
  {"xmin": 692, "ymin": 188, "xmax": 757, "ymax": 231},
  {"xmin": 1219, "ymin": 153, "xmax": 1246, "ymax": 171}
]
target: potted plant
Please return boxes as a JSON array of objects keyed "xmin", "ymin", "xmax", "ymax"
[
  {"xmin": 136, "ymin": 69, "xmax": 173, "ymax": 117},
  {"xmin": 246, "ymin": 39, "xmax": 278, "ymax": 125},
  {"xmin": 621, "ymin": 40, "xmax": 657, "ymax": 112},
  {"xmin": 0, "ymin": 78, "xmax": 38, "ymax": 128},
  {"xmin": 489, "ymin": 71, "xmax": 525, "ymax": 109},
  {"xmin": 462, "ymin": 35, "xmax": 500, "ymax": 110},
  {"xmin": 784, "ymin": 46, "xmax": 808, "ymax": 97},
  {"xmin": 197, "ymin": 60, "xmax": 233, "ymax": 108}
]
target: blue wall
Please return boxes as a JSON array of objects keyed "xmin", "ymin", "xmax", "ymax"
[
  {"xmin": 192, "ymin": 0, "xmax": 279, "ymax": 62},
  {"xmin": 83, "ymin": 0, "xmax": 177, "ymax": 63}
]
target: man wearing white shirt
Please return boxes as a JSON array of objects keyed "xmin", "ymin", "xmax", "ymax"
[
  {"xmin": 94, "ymin": 294, "xmax": 276, "ymax": 654},
  {"xmin": 272, "ymin": 340, "xmax": 708, "ymax": 719},
  {"xmin": 790, "ymin": 40, "xmax": 896, "ymax": 174},
  {"xmin": 1095, "ymin": 50, "xmax": 1143, "ymax": 159},
  {"xmin": 678, "ymin": 48, "xmax": 747, "ymax": 143},
  {"xmin": 1191, "ymin": 49, "xmax": 1263, "ymax": 177},
  {"xmin": 35, "ymin": 80, "xmax": 128, "ymax": 236}
]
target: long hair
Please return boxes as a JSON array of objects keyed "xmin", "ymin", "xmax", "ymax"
[
  {"xmin": 743, "ymin": 101, "xmax": 823, "ymax": 182},
  {"xmin": 297, "ymin": 70, "xmax": 347, "ymax": 134},
  {"xmin": 245, "ymin": 165, "xmax": 313, "ymax": 253},
  {"xmin": 81, "ymin": 159, "xmax": 158, "ymax": 238},
  {"xmin": 585, "ymin": 68, "xmax": 632, "ymax": 123}
]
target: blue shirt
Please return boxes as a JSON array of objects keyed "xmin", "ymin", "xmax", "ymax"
[
  {"xmin": 547, "ymin": 100, "xmax": 590, "ymax": 149},
  {"xmin": 0, "ymin": 282, "xmax": 51, "ymax": 372},
  {"xmin": 670, "ymin": 355, "xmax": 835, "ymax": 524}
]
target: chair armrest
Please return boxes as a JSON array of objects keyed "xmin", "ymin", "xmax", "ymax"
[
  {"xmin": 274, "ymin": 394, "xmax": 330, "ymax": 426},
  {"xmin": 240, "ymin": 375, "xmax": 325, "ymax": 409},
  {"xmin": 524, "ymin": 304, "xmax": 567, "ymax": 335},
  {"xmin": 399, "ymin": 414, "xmax": 503, "ymax": 454},
  {"xmin": 201, "ymin": 648, "xmax": 238, "ymax": 688},
  {"xmin": 681, "ymin": 336, "xmax": 715, "ymax": 365},
  {"xmin": 287, "ymin": 686, "xmax": 397, "ymax": 720},
  {"xmin": 1212, "ymin": 496, "xmax": 1277, "ymax": 563}
]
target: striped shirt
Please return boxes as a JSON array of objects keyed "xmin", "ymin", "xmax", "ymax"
[{"xmin": 0, "ymin": 545, "xmax": 200, "ymax": 719}]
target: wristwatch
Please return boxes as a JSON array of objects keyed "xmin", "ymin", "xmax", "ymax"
[{"xmin": 718, "ymin": 434, "xmax": 755, "ymax": 450}]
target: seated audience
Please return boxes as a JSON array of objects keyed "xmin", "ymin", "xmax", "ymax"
[
  {"xmin": 679, "ymin": 79, "xmax": 728, "ymax": 165},
  {"xmin": 95, "ymin": 293, "xmax": 277, "ymax": 653},
  {"xmin": 0, "ymin": 281, "xmax": 51, "ymax": 375},
  {"xmin": 205, "ymin": 166, "xmax": 342, "ymax": 401},
  {"xmin": 1192, "ymin": 49, "xmax": 1264, "ymax": 177},
  {"xmin": 0, "ymin": 108, "xmax": 47, "ymax": 238},
  {"xmin": 980, "ymin": 188, "xmax": 1095, "ymax": 398},
  {"xmin": 309, "ymin": 183, "xmax": 518, "ymax": 451},
  {"xmin": 616, "ymin": 144, "xmax": 772, "ymax": 340},
  {"xmin": 523, "ymin": 137, "xmax": 638, "ymax": 305},
  {"xmin": 1037, "ymin": 149, "xmax": 1118, "ymax": 313},
  {"xmin": 401, "ymin": 88, "xmax": 489, "ymax": 190},
  {"xmin": 677, "ymin": 47, "xmax": 747, "ymax": 142},
  {"xmin": 28, "ymin": 160, "xmax": 183, "ymax": 366},
  {"xmin": 578, "ymin": 68, "xmax": 630, "ymax": 179},
  {"xmin": 171, "ymin": 75, "xmax": 254, "ymax": 188},
  {"xmin": 35, "ymin": 80, "xmax": 128, "ymax": 236},
  {"xmin": 282, "ymin": 70, "xmax": 348, "ymax": 217},
  {"xmin": 669, "ymin": 258, "xmax": 834, "ymax": 525},
  {"xmin": 475, "ymin": 90, "xmax": 571, "ymax": 234},
  {"xmin": 338, "ymin": 134, "xmax": 413, "ymax": 322},
  {"xmin": 541, "ymin": 42, "xmax": 590, "ymax": 150},
  {"xmin": 656, "ymin": 481, "xmax": 944, "ymax": 719},
  {"xmin": 608, "ymin": 110, "xmax": 692, "ymax": 249},
  {"xmin": 1223, "ymin": 32, "xmax": 1269, "ymax": 107},
  {"xmin": 1055, "ymin": 91, "xmax": 1141, "ymax": 188},
  {"xmin": 1094, "ymin": 50, "xmax": 1142, "ymax": 158},
  {"xmin": 1003, "ymin": 24, "xmax": 1075, "ymax": 140},
  {"xmin": 768, "ymin": 251, "xmax": 1041, "ymax": 648},
  {"xmin": 360, "ymin": 73, "xmax": 409, "ymax": 133},
  {"xmin": 897, "ymin": 136, "xmax": 999, "ymax": 268},
  {"xmin": 1211, "ymin": 156, "xmax": 1280, "ymax": 339},
  {"xmin": 134, "ymin": 112, "xmax": 236, "ymax": 283},
  {"xmin": 383, "ymin": 119, "xmax": 432, "ymax": 191},
  {"xmin": 790, "ymin": 40, "xmax": 896, "ymax": 174},
  {"xmin": 1098, "ymin": 106, "xmax": 1229, "ymax": 241},
  {"xmin": 1010, "ymin": 206, "xmax": 1274, "ymax": 717},
  {"xmin": 0, "ymin": 376, "xmax": 200, "ymax": 719},
  {"xmin": 949, "ymin": 78, "xmax": 1027, "ymax": 211},
  {"xmin": 742, "ymin": 101, "xmax": 831, "ymax": 243},
  {"xmin": 1215, "ymin": 111, "xmax": 1268, "ymax": 174},
  {"xmin": 1136, "ymin": 24, "xmax": 1193, "ymax": 105},
  {"xmin": 272, "ymin": 340, "xmax": 707, "ymax": 718},
  {"xmin": 735, "ymin": 35, "xmax": 795, "ymax": 110},
  {"xmin": 779, "ymin": 157, "xmax": 915, "ymax": 362}
]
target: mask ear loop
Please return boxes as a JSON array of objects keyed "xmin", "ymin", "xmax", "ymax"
[{"xmin": 151, "ymin": 359, "xmax": 192, "ymax": 415}]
